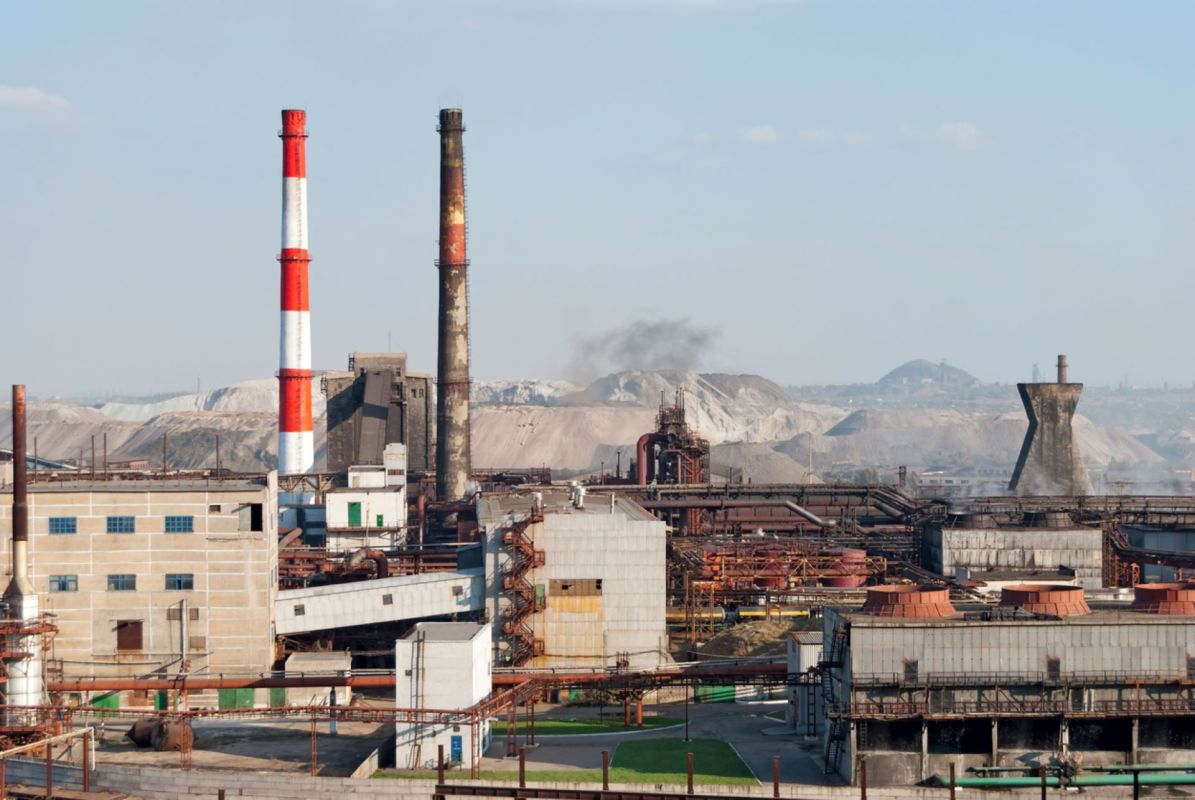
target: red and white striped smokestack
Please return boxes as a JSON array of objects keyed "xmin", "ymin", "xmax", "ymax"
[{"xmin": 277, "ymin": 109, "xmax": 314, "ymax": 475}]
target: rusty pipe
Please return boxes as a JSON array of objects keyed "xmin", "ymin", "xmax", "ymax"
[
  {"xmin": 636, "ymin": 498, "xmax": 834, "ymax": 528},
  {"xmin": 48, "ymin": 674, "xmax": 398, "ymax": 692}
]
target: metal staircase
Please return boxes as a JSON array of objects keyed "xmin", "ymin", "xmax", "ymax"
[
  {"xmin": 501, "ymin": 510, "xmax": 545, "ymax": 666},
  {"xmin": 819, "ymin": 623, "xmax": 849, "ymax": 774}
]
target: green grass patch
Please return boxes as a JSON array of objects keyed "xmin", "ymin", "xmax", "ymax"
[
  {"xmin": 612, "ymin": 738, "xmax": 756, "ymax": 785},
  {"xmin": 374, "ymin": 737, "xmax": 757, "ymax": 787},
  {"xmin": 490, "ymin": 716, "xmax": 681, "ymax": 736}
]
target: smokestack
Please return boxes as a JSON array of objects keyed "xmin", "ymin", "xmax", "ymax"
[
  {"xmin": 9, "ymin": 386, "xmax": 28, "ymax": 586},
  {"xmin": 435, "ymin": 108, "xmax": 471, "ymax": 501},
  {"xmin": 278, "ymin": 109, "xmax": 314, "ymax": 475},
  {"xmin": 1056, "ymin": 354, "xmax": 1068, "ymax": 384},
  {"xmin": 5, "ymin": 385, "xmax": 41, "ymax": 711}
]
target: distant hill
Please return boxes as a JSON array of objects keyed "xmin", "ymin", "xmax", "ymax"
[{"xmin": 877, "ymin": 359, "xmax": 980, "ymax": 388}]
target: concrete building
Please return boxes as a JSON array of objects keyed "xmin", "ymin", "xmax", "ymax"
[
  {"xmin": 1010, "ymin": 354, "xmax": 1092, "ymax": 496},
  {"xmin": 820, "ymin": 584, "xmax": 1195, "ymax": 785},
  {"xmin": 477, "ymin": 490, "xmax": 667, "ymax": 669},
  {"xmin": 394, "ymin": 622, "xmax": 491, "ymax": 771},
  {"xmin": 0, "ymin": 475, "xmax": 279, "ymax": 707},
  {"xmin": 324, "ymin": 353, "xmax": 434, "ymax": 476},
  {"xmin": 923, "ymin": 514, "xmax": 1103, "ymax": 588},
  {"xmin": 786, "ymin": 630, "xmax": 823, "ymax": 736},
  {"xmin": 325, "ymin": 444, "xmax": 408, "ymax": 552},
  {"xmin": 283, "ymin": 651, "xmax": 352, "ymax": 706}
]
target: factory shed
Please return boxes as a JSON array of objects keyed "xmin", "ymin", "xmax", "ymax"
[{"xmin": 820, "ymin": 584, "xmax": 1195, "ymax": 785}]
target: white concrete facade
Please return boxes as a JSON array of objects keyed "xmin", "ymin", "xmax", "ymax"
[
  {"xmin": 924, "ymin": 526, "xmax": 1103, "ymax": 588},
  {"xmin": 0, "ymin": 476, "xmax": 279, "ymax": 706},
  {"xmin": 478, "ymin": 492, "xmax": 667, "ymax": 670},
  {"xmin": 274, "ymin": 569, "xmax": 484, "ymax": 636},
  {"xmin": 394, "ymin": 622, "xmax": 491, "ymax": 771}
]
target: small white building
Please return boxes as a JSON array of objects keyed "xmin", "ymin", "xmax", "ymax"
[
  {"xmin": 786, "ymin": 631, "xmax": 823, "ymax": 736},
  {"xmin": 326, "ymin": 444, "xmax": 407, "ymax": 551},
  {"xmin": 394, "ymin": 622, "xmax": 491, "ymax": 772}
]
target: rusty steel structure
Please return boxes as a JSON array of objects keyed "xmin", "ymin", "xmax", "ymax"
[
  {"xmin": 500, "ymin": 509, "xmax": 546, "ymax": 666},
  {"xmin": 435, "ymin": 107, "xmax": 472, "ymax": 502}
]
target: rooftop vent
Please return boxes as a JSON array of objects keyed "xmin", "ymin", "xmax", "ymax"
[
  {"xmin": 999, "ymin": 584, "xmax": 1089, "ymax": 617},
  {"xmin": 1131, "ymin": 583, "xmax": 1195, "ymax": 615},
  {"xmin": 860, "ymin": 585, "xmax": 956, "ymax": 618}
]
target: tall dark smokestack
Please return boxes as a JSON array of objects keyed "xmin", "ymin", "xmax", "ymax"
[
  {"xmin": 5, "ymin": 385, "xmax": 41, "ymax": 711},
  {"xmin": 10, "ymin": 386, "xmax": 27, "ymax": 553},
  {"xmin": 435, "ymin": 108, "xmax": 471, "ymax": 501}
]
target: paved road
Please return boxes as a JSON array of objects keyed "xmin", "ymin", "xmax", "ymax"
[{"xmin": 482, "ymin": 701, "xmax": 838, "ymax": 786}]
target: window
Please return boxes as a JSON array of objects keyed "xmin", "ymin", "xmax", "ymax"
[
  {"xmin": 166, "ymin": 607, "xmax": 200, "ymax": 621},
  {"xmin": 164, "ymin": 515, "xmax": 194, "ymax": 533},
  {"xmin": 49, "ymin": 575, "xmax": 78, "ymax": 592},
  {"xmin": 106, "ymin": 516, "xmax": 135, "ymax": 534},
  {"xmin": 294, "ymin": 604, "xmax": 305, "ymax": 616},
  {"xmin": 382, "ymin": 594, "xmax": 394, "ymax": 606},
  {"xmin": 115, "ymin": 620, "xmax": 143, "ymax": 651},
  {"xmin": 1046, "ymin": 657, "xmax": 1061, "ymax": 681},
  {"xmin": 903, "ymin": 660, "xmax": 919, "ymax": 684},
  {"xmin": 48, "ymin": 517, "xmax": 77, "ymax": 534},
  {"xmin": 107, "ymin": 574, "xmax": 136, "ymax": 591},
  {"xmin": 208, "ymin": 504, "xmax": 221, "ymax": 513},
  {"xmin": 164, "ymin": 573, "xmax": 194, "ymax": 591}
]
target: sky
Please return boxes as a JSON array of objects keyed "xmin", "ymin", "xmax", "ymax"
[{"xmin": 2, "ymin": 0, "xmax": 1193, "ymax": 397}]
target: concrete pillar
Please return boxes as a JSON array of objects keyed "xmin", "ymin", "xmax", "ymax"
[
  {"xmin": 920, "ymin": 721, "xmax": 930, "ymax": 782},
  {"xmin": 1130, "ymin": 717, "xmax": 1139, "ymax": 765},
  {"xmin": 847, "ymin": 721, "xmax": 857, "ymax": 785},
  {"xmin": 990, "ymin": 719, "xmax": 999, "ymax": 766},
  {"xmin": 1060, "ymin": 719, "xmax": 1069, "ymax": 757}
]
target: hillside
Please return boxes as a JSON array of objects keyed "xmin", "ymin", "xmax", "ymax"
[{"xmin": 0, "ymin": 365, "xmax": 1182, "ymax": 483}]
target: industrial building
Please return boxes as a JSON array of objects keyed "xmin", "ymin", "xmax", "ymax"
[
  {"xmin": 324, "ymin": 443, "xmax": 409, "ymax": 551},
  {"xmin": 324, "ymin": 353, "xmax": 434, "ymax": 476},
  {"xmin": 478, "ymin": 490, "xmax": 667, "ymax": 669},
  {"xmin": 0, "ymin": 473, "xmax": 279, "ymax": 707},
  {"xmin": 924, "ymin": 511, "xmax": 1103, "ymax": 588},
  {"xmin": 393, "ymin": 622, "xmax": 491, "ymax": 770},
  {"xmin": 820, "ymin": 583, "xmax": 1195, "ymax": 785}
]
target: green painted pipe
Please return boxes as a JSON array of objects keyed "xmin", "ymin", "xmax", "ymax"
[
  {"xmin": 936, "ymin": 777, "xmax": 1061, "ymax": 787},
  {"xmin": 1071, "ymin": 774, "xmax": 1195, "ymax": 786},
  {"xmin": 1085, "ymin": 764, "xmax": 1195, "ymax": 772}
]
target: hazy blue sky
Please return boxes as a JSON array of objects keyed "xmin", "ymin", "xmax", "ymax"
[{"xmin": 2, "ymin": 1, "xmax": 1192, "ymax": 396}]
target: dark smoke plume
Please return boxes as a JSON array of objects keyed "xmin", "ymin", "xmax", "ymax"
[{"xmin": 572, "ymin": 318, "xmax": 718, "ymax": 380}]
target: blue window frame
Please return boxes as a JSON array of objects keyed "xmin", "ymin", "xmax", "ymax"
[
  {"xmin": 106, "ymin": 515, "xmax": 135, "ymax": 534},
  {"xmin": 48, "ymin": 517, "xmax": 77, "ymax": 534},
  {"xmin": 107, "ymin": 574, "xmax": 136, "ymax": 591},
  {"xmin": 49, "ymin": 575, "xmax": 78, "ymax": 592},
  {"xmin": 164, "ymin": 573, "xmax": 194, "ymax": 591},
  {"xmin": 164, "ymin": 515, "xmax": 194, "ymax": 533}
]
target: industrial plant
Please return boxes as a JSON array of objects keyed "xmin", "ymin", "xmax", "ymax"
[{"xmin": 1, "ymin": 103, "xmax": 1194, "ymax": 800}]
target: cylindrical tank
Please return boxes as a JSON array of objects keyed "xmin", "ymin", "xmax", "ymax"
[
  {"xmin": 861, "ymin": 585, "xmax": 956, "ymax": 618},
  {"xmin": 1131, "ymin": 583, "xmax": 1195, "ymax": 615},
  {"xmin": 999, "ymin": 584, "xmax": 1090, "ymax": 616}
]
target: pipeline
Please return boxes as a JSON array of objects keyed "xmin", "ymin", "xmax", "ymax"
[{"xmin": 636, "ymin": 498, "xmax": 835, "ymax": 529}]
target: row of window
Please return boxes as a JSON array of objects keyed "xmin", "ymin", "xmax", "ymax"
[
  {"xmin": 47, "ymin": 515, "xmax": 195, "ymax": 535},
  {"xmin": 49, "ymin": 573, "xmax": 194, "ymax": 592}
]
